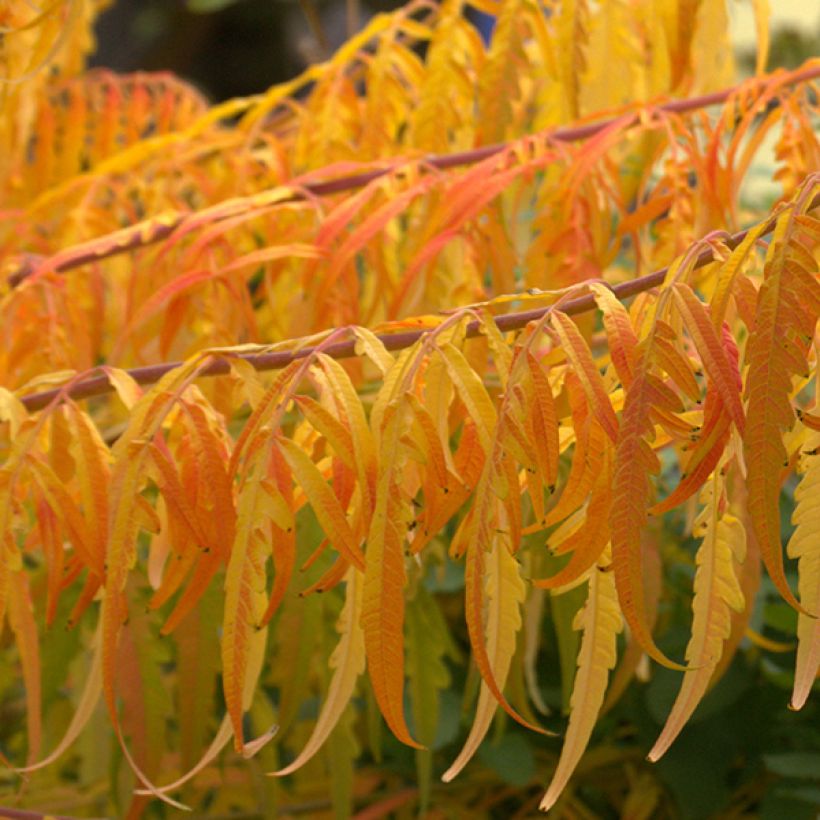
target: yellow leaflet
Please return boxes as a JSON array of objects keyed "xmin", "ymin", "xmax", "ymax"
[
  {"xmin": 259, "ymin": 479, "xmax": 295, "ymax": 532},
  {"xmin": 370, "ymin": 344, "xmax": 418, "ymax": 436},
  {"xmin": 68, "ymin": 403, "xmax": 111, "ymax": 574},
  {"xmin": 228, "ymin": 357, "xmax": 266, "ymax": 409},
  {"xmin": 437, "ymin": 342, "xmax": 498, "ymax": 453},
  {"xmin": 102, "ymin": 367, "xmax": 142, "ymax": 410},
  {"xmin": 0, "ymin": 387, "xmax": 26, "ymax": 437},
  {"xmin": 222, "ymin": 465, "xmax": 272, "ymax": 752},
  {"xmin": 410, "ymin": 0, "xmax": 466, "ymax": 152},
  {"xmin": 443, "ymin": 530, "xmax": 527, "ymax": 782},
  {"xmin": 317, "ymin": 354, "xmax": 377, "ymax": 502},
  {"xmin": 476, "ymin": 309, "xmax": 513, "ymax": 388},
  {"xmin": 788, "ymin": 418, "xmax": 820, "ymax": 710},
  {"xmin": 352, "ymin": 326, "xmax": 395, "ymax": 376},
  {"xmin": 540, "ymin": 546, "xmax": 622, "ymax": 811},
  {"xmin": 295, "ymin": 395, "xmax": 357, "ymax": 470},
  {"xmin": 709, "ymin": 215, "xmax": 772, "ymax": 328},
  {"xmin": 648, "ymin": 471, "xmax": 746, "ymax": 762},
  {"xmin": 550, "ymin": 310, "xmax": 619, "ymax": 443},
  {"xmin": 362, "ymin": 398, "xmax": 421, "ymax": 748},
  {"xmin": 274, "ymin": 567, "xmax": 365, "ymax": 775},
  {"xmin": 476, "ymin": 0, "xmax": 524, "ymax": 144},
  {"xmin": 749, "ymin": 0, "xmax": 771, "ymax": 76},
  {"xmin": 277, "ymin": 436, "xmax": 364, "ymax": 571}
]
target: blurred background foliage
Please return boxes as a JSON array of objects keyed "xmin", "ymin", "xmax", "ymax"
[
  {"xmin": 1, "ymin": 2, "xmax": 818, "ymax": 818},
  {"xmin": 89, "ymin": 0, "xmax": 820, "ymax": 101}
]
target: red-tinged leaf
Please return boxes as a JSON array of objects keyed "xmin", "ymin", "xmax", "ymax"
[
  {"xmin": 601, "ymin": 540, "xmax": 662, "ymax": 714},
  {"xmin": 652, "ymin": 323, "xmax": 737, "ymax": 514},
  {"xmin": 551, "ymin": 310, "xmax": 619, "ymax": 443},
  {"xmin": 672, "ymin": 284, "xmax": 745, "ymax": 434},
  {"xmin": 183, "ymin": 400, "xmax": 236, "ymax": 557},
  {"xmin": 457, "ymin": 432, "xmax": 548, "ymax": 736},
  {"xmin": 67, "ymin": 573, "xmax": 104, "ymax": 628},
  {"xmin": 546, "ymin": 418, "xmax": 607, "ymax": 528},
  {"xmin": 743, "ymin": 208, "xmax": 820, "ymax": 615},
  {"xmin": 148, "ymin": 442, "xmax": 211, "ymax": 550},
  {"xmin": 361, "ymin": 399, "xmax": 421, "ymax": 748},
  {"xmin": 160, "ymin": 549, "xmax": 223, "ymax": 635},
  {"xmin": 590, "ymin": 282, "xmax": 639, "ymax": 388},
  {"xmin": 616, "ymin": 192, "xmax": 675, "ymax": 236},
  {"xmin": 407, "ymin": 393, "xmax": 450, "ymax": 488},
  {"xmin": 526, "ymin": 351, "xmax": 560, "ymax": 488},
  {"xmin": 611, "ymin": 350, "xmax": 688, "ymax": 670},
  {"xmin": 229, "ymin": 361, "xmax": 305, "ymax": 477},
  {"xmin": 37, "ymin": 502, "xmax": 63, "ymax": 625},
  {"xmin": 301, "ymin": 555, "xmax": 350, "ymax": 596},
  {"xmin": 320, "ymin": 174, "xmax": 440, "ymax": 315},
  {"xmin": 453, "ymin": 416, "xmax": 487, "ymax": 492},
  {"xmin": 651, "ymin": 335, "xmax": 701, "ymax": 404},
  {"xmin": 27, "ymin": 459, "xmax": 98, "ymax": 575}
]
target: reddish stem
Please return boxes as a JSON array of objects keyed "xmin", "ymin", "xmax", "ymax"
[
  {"xmin": 21, "ymin": 190, "xmax": 820, "ymax": 414},
  {"xmin": 7, "ymin": 62, "xmax": 819, "ymax": 288}
]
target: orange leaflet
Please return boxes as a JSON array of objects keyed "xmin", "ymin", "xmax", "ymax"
[
  {"xmin": 362, "ymin": 400, "xmax": 421, "ymax": 748},
  {"xmin": 550, "ymin": 310, "xmax": 619, "ymax": 443},
  {"xmin": 672, "ymin": 284, "xmax": 745, "ymax": 434},
  {"xmin": 534, "ymin": 450, "xmax": 613, "ymax": 590},
  {"xmin": 611, "ymin": 349, "xmax": 687, "ymax": 671},
  {"xmin": 743, "ymin": 206, "xmax": 820, "ymax": 616},
  {"xmin": 526, "ymin": 351, "xmax": 560, "ymax": 489},
  {"xmin": 261, "ymin": 446, "xmax": 296, "ymax": 624},
  {"xmin": 277, "ymin": 437, "xmax": 364, "ymax": 570},
  {"xmin": 590, "ymin": 282, "xmax": 638, "ymax": 389}
]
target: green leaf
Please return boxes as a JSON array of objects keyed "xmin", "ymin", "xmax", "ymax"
[
  {"xmin": 186, "ymin": 0, "xmax": 242, "ymax": 13},
  {"xmin": 764, "ymin": 753, "xmax": 820, "ymax": 779},
  {"xmin": 478, "ymin": 732, "xmax": 535, "ymax": 787}
]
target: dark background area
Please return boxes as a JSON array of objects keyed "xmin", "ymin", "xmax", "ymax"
[
  {"xmin": 90, "ymin": 0, "xmax": 820, "ymax": 103},
  {"xmin": 90, "ymin": 0, "xmax": 407, "ymax": 101}
]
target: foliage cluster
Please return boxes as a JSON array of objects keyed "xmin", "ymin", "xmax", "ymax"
[{"xmin": 1, "ymin": 1, "xmax": 820, "ymax": 817}]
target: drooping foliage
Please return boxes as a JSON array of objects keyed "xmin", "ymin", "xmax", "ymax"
[{"xmin": 1, "ymin": 0, "xmax": 819, "ymax": 816}]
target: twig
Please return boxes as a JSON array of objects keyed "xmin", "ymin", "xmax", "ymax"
[
  {"xmin": 7, "ymin": 62, "xmax": 819, "ymax": 288},
  {"xmin": 19, "ymin": 190, "xmax": 820, "ymax": 414}
]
